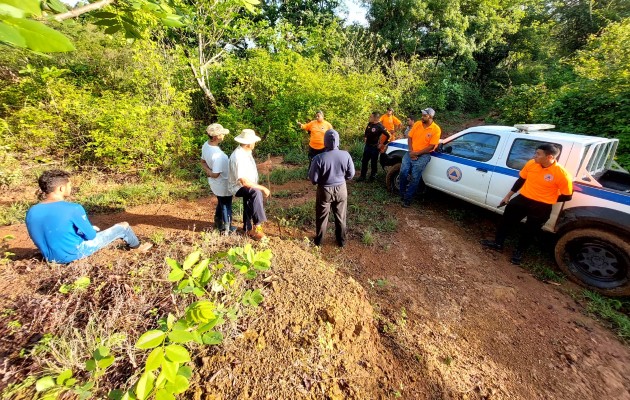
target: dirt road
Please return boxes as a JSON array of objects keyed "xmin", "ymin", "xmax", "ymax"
[{"xmin": 1, "ymin": 174, "xmax": 629, "ymax": 399}]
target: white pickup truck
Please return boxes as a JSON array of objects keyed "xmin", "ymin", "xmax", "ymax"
[{"xmin": 380, "ymin": 124, "xmax": 630, "ymax": 296}]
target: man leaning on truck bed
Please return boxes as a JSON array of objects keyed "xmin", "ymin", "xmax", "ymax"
[{"xmin": 481, "ymin": 143, "xmax": 573, "ymax": 265}]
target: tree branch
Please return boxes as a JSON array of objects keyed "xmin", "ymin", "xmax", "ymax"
[{"xmin": 53, "ymin": 0, "xmax": 116, "ymax": 22}]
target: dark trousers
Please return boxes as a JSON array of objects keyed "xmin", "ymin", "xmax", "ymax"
[
  {"xmin": 308, "ymin": 146, "xmax": 325, "ymax": 171},
  {"xmin": 315, "ymin": 184, "xmax": 348, "ymax": 246},
  {"xmin": 235, "ymin": 187, "xmax": 267, "ymax": 232},
  {"xmin": 214, "ymin": 195, "xmax": 233, "ymax": 232},
  {"xmin": 495, "ymin": 194, "xmax": 552, "ymax": 252},
  {"xmin": 360, "ymin": 145, "xmax": 380, "ymax": 178}
]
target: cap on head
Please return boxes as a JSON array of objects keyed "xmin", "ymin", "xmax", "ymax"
[
  {"xmin": 206, "ymin": 123, "xmax": 230, "ymax": 137},
  {"xmin": 421, "ymin": 108, "xmax": 435, "ymax": 117},
  {"xmin": 234, "ymin": 129, "xmax": 261, "ymax": 145}
]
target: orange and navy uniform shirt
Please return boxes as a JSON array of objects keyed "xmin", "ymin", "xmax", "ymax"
[
  {"xmin": 301, "ymin": 120, "xmax": 333, "ymax": 150},
  {"xmin": 408, "ymin": 121, "xmax": 441, "ymax": 153},
  {"xmin": 379, "ymin": 114, "xmax": 401, "ymax": 134},
  {"xmin": 519, "ymin": 159, "xmax": 573, "ymax": 204}
]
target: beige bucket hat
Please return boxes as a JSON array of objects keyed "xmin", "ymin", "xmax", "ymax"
[
  {"xmin": 206, "ymin": 123, "xmax": 230, "ymax": 136},
  {"xmin": 234, "ymin": 129, "xmax": 261, "ymax": 144}
]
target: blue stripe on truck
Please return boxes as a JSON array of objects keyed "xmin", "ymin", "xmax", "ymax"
[{"xmin": 425, "ymin": 152, "xmax": 630, "ymax": 206}]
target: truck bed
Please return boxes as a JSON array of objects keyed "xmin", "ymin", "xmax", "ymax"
[{"xmin": 598, "ymin": 170, "xmax": 630, "ymax": 192}]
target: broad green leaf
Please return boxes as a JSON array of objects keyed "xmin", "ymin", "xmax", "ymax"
[
  {"xmin": 155, "ymin": 389, "xmax": 175, "ymax": 400},
  {"xmin": 80, "ymin": 381, "xmax": 94, "ymax": 390},
  {"xmin": 92, "ymin": 11, "xmax": 118, "ymax": 18},
  {"xmin": 197, "ymin": 316, "xmax": 222, "ymax": 333},
  {"xmin": 73, "ymin": 276, "xmax": 90, "ymax": 290},
  {"xmin": 94, "ymin": 346, "xmax": 110, "ymax": 359},
  {"xmin": 165, "ymin": 258, "xmax": 181, "ymax": 270},
  {"xmin": 97, "ymin": 355, "xmax": 115, "ymax": 369},
  {"xmin": 35, "ymin": 376, "xmax": 55, "ymax": 392},
  {"xmin": 0, "ymin": 16, "xmax": 74, "ymax": 52},
  {"xmin": 135, "ymin": 371, "xmax": 154, "ymax": 400},
  {"xmin": 221, "ymin": 272, "xmax": 235, "ymax": 287},
  {"xmin": 167, "ymin": 268, "xmax": 185, "ymax": 282},
  {"xmin": 190, "ymin": 330, "xmax": 203, "ymax": 345},
  {"xmin": 58, "ymin": 283, "xmax": 71, "ymax": 294},
  {"xmin": 93, "ymin": 18, "xmax": 117, "ymax": 27},
  {"xmin": 85, "ymin": 358, "xmax": 96, "ymax": 372},
  {"xmin": 202, "ymin": 331, "xmax": 223, "ymax": 345},
  {"xmin": 160, "ymin": 16, "xmax": 184, "ymax": 28},
  {"xmin": 0, "ymin": 4, "xmax": 26, "ymax": 18},
  {"xmin": 168, "ymin": 330, "xmax": 194, "ymax": 344},
  {"xmin": 161, "ymin": 358, "xmax": 178, "ymax": 382},
  {"xmin": 104, "ymin": 24, "xmax": 122, "ymax": 35},
  {"xmin": 44, "ymin": 0, "xmax": 68, "ymax": 13},
  {"xmin": 192, "ymin": 287, "xmax": 204, "ymax": 297},
  {"xmin": 0, "ymin": 0, "xmax": 40, "ymax": 16},
  {"xmin": 108, "ymin": 389, "xmax": 124, "ymax": 400},
  {"xmin": 164, "ymin": 344, "xmax": 190, "ymax": 363},
  {"xmin": 164, "ymin": 375, "xmax": 189, "ymax": 394},
  {"xmin": 145, "ymin": 347, "xmax": 164, "ymax": 372},
  {"xmin": 177, "ymin": 365, "xmax": 193, "ymax": 379},
  {"xmin": 135, "ymin": 330, "xmax": 166, "ymax": 349},
  {"xmin": 65, "ymin": 378, "xmax": 78, "ymax": 386},
  {"xmin": 191, "ymin": 258, "xmax": 209, "ymax": 278},
  {"xmin": 182, "ymin": 250, "xmax": 201, "ymax": 270},
  {"xmin": 56, "ymin": 369, "xmax": 72, "ymax": 386},
  {"xmin": 166, "ymin": 313, "xmax": 175, "ymax": 329},
  {"xmin": 243, "ymin": 0, "xmax": 260, "ymax": 4}
]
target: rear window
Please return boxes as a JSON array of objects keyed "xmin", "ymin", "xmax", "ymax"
[{"xmin": 506, "ymin": 139, "xmax": 563, "ymax": 170}]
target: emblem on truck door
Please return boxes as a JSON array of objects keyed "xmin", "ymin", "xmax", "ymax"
[{"xmin": 447, "ymin": 166, "xmax": 462, "ymax": 182}]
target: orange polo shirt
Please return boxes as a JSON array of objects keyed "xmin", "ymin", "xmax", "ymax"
[
  {"xmin": 519, "ymin": 159, "xmax": 573, "ymax": 204},
  {"xmin": 379, "ymin": 114, "xmax": 401, "ymax": 133},
  {"xmin": 408, "ymin": 121, "xmax": 441, "ymax": 152},
  {"xmin": 301, "ymin": 120, "xmax": 333, "ymax": 150}
]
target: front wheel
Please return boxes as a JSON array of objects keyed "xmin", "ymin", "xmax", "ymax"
[
  {"xmin": 385, "ymin": 163, "xmax": 401, "ymax": 193},
  {"xmin": 555, "ymin": 228, "xmax": 630, "ymax": 296}
]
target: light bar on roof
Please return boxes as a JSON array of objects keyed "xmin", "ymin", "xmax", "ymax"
[{"xmin": 514, "ymin": 124, "xmax": 556, "ymax": 132}]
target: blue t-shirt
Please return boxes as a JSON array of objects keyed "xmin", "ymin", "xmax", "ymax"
[{"xmin": 26, "ymin": 201, "xmax": 97, "ymax": 263}]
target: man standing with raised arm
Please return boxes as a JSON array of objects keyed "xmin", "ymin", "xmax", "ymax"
[
  {"xmin": 228, "ymin": 129, "xmax": 271, "ymax": 241},
  {"xmin": 298, "ymin": 110, "xmax": 333, "ymax": 171},
  {"xmin": 481, "ymin": 143, "xmax": 573, "ymax": 265},
  {"xmin": 399, "ymin": 108, "xmax": 441, "ymax": 207}
]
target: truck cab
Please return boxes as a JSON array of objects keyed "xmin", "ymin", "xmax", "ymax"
[{"xmin": 382, "ymin": 124, "xmax": 630, "ymax": 295}]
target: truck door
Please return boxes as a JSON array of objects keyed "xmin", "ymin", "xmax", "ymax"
[{"xmin": 423, "ymin": 131, "xmax": 502, "ymax": 206}]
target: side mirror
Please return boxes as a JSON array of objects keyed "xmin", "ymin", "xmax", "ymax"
[
  {"xmin": 437, "ymin": 143, "xmax": 444, "ymax": 152},
  {"xmin": 444, "ymin": 145, "xmax": 453, "ymax": 154}
]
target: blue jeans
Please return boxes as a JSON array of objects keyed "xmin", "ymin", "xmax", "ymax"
[
  {"xmin": 76, "ymin": 224, "xmax": 140, "ymax": 260},
  {"xmin": 399, "ymin": 153, "xmax": 431, "ymax": 202},
  {"xmin": 214, "ymin": 195, "xmax": 233, "ymax": 232}
]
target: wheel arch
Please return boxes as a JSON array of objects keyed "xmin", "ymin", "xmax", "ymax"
[{"xmin": 555, "ymin": 207, "xmax": 630, "ymax": 239}]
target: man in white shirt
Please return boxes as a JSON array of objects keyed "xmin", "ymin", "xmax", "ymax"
[
  {"xmin": 201, "ymin": 123, "xmax": 234, "ymax": 234},
  {"xmin": 228, "ymin": 129, "xmax": 271, "ymax": 240}
]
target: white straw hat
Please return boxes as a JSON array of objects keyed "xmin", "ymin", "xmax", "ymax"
[{"xmin": 234, "ymin": 129, "xmax": 261, "ymax": 144}]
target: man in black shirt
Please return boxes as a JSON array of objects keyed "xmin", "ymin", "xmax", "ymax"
[{"xmin": 357, "ymin": 111, "xmax": 389, "ymax": 182}]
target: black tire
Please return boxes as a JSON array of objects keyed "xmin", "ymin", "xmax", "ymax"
[
  {"xmin": 555, "ymin": 228, "xmax": 630, "ymax": 296},
  {"xmin": 385, "ymin": 163, "xmax": 401, "ymax": 193}
]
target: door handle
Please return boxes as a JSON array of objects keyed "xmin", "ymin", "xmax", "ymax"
[{"xmin": 476, "ymin": 167, "xmax": 488, "ymax": 173}]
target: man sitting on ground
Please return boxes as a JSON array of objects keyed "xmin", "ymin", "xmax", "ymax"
[
  {"xmin": 228, "ymin": 129, "xmax": 271, "ymax": 240},
  {"xmin": 26, "ymin": 170, "xmax": 152, "ymax": 264}
]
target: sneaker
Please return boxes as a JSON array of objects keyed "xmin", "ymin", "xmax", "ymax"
[
  {"xmin": 402, "ymin": 201, "xmax": 411, "ymax": 208},
  {"xmin": 133, "ymin": 242, "xmax": 153, "ymax": 253},
  {"xmin": 511, "ymin": 250, "xmax": 523, "ymax": 265},
  {"xmin": 357, "ymin": 176, "xmax": 366, "ymax": 182},
  {"xmin": 480, "ymin": 239, "xmax": 503, "ymax": 251},
  {"xmin": 247, "ymin": 226, "xmax": 266, "ymax": 241}
]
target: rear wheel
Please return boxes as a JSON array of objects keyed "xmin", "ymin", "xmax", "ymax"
[
  {"xmin": 555, "ymin": 228, "xmax": 630, "ymax": 296},
  {"xmin": 385, "ymin": 163, "xmax": 401, "ymax": 193}
]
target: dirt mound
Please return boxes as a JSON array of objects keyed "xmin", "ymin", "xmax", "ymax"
[{"xmin": 192, "ymin": 238, "xmax": 413, "ymax": 399}]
